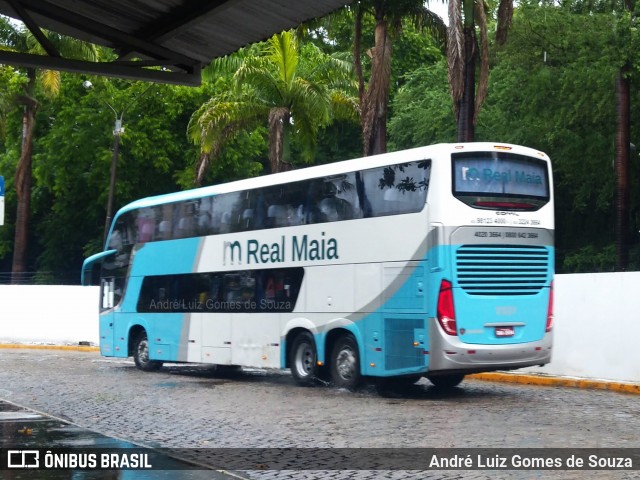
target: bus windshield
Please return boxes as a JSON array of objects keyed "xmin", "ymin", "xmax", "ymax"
[{"xmin": 452, "ymin": 151, "xmax": 550, "ymax": 211}]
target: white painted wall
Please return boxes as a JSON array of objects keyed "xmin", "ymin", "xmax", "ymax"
[
  {"xmin": 0, "ymin": 273, "xmax": 639, "ymax": 383},
  {"xmin": 0, "ymin": 285, "xmax": 99, "ymax": 345},
  {"xmin": 523, "ymin": 272, "xmax": 640, "ymax": 383}
]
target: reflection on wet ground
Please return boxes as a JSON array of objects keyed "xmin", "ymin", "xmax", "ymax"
[
  {"xmin": 0, "ymin": 400, "xmax": 230, "ymax": 479},
  {"xmin": 154, "ymin": 363, "xmax": 486, "ymax": 401}
]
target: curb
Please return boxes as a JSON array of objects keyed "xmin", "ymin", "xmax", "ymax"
[
  {"xmin": 469, "ymin": 372, "xmax": 640, "ymax": 395},
  {"xmin": 0, "ymin": 344, "xmax": 100, "ymax": 352}
]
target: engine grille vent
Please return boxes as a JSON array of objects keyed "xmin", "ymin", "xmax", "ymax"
[{"xmin": 456, "ymin": 245, "xmax": 550, "ymax": 296}]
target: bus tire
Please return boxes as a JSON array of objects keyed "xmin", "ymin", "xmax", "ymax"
[
  {"xmin": 427, "ymin": 373, "xmax": 464, "ymax": 389},
  {"xmin": 133, "ymin": 331, "xmax": 163, "ymax": 372},
  {"xmin": 330, "ymin": 334, "xmax": 361, "ymax": 391},
  {"xmin": 290, "ymin": 332, "xmax": 319, "ymax": 386}
]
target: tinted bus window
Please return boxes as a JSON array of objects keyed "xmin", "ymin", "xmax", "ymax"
[
  {"xmin": 137, "ymin": 267, "xmax": 304, "ymax": 313},
  {"xmin": 114, "ymin": 159, "xmax": 431, "ymax": 246}
]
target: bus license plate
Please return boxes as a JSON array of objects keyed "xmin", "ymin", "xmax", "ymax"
[{"xmin": 495, "ymin": 327, "xmax": 515, "ymax": 337}]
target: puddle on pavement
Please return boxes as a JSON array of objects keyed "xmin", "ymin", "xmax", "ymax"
[
  {"xmin": 0, "ymin": 400, "xmax": 229, "ymax": 479},
  {"xmin": 154, "ymin": 382, "xmax": 181, "ymax": 388}
]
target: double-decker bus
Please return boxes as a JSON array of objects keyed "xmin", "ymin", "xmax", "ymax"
[{"xmin": 82, "ymin": 143, "xmax": 554, "ymax": 390}]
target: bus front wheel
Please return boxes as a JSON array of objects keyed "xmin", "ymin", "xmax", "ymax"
[
  {"xmin": 290, "ymin": 332, "xmax": 319, "ymax": 386},
  {"xmin": 330, "ymin": 334, "xmax": 361, "ymax": 391},
  {"xmin": 133, "ymin": 331, "xmax": 163, "ymax": 372}
]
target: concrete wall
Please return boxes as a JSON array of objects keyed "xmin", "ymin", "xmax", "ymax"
[
  {"xmin": 0, "ymin": 285, "xmax": 99, "ymax": 345},
  {"xmin": 1, "ymin": 273, "xmax": 639, "ymax": 383},
  {"xmin": 524, "ymin": 272, "xmax": 640, "ymax": 383}
]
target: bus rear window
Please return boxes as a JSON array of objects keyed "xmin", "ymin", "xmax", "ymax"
[{"xmin": 452, "ymin": 152, "xmax": 550, "ymax": 211}]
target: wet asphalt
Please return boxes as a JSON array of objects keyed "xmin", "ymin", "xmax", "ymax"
[{"xmin": 0, "ymin": 399, "xmax": 229, "ymax": 479}]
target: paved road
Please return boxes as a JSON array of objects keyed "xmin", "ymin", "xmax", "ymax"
[{"xmin": 0, "ymin": 348, "xmax": 638, "ymax": 479}]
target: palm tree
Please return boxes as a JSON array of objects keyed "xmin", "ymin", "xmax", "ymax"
[
  {"xmin": 0, "ymin": 19, "xmax": 99, "ymax": 283},
  {"xmin": 614, "ymin": 0, "xmax": 634, "ymax": 270},
  {"xmin": 448, "ymin": 0, "xmax": 514, "ymax": 142},
  {"xmin": 189, "ymin": 30, "xmax": 358, "ymax": 183},
  {"xmin": 352, "ymin": 0, "xmax": 446, "ymax": 156}
]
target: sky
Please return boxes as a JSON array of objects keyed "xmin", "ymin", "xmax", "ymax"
[{"xmin": 427, "ymin": 0, "xmax": 449, "ymax": 24}]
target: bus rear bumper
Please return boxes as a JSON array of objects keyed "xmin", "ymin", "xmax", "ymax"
[{"xmin": 428, "ymin": 320, "xmax": 552, "ymax": 374}]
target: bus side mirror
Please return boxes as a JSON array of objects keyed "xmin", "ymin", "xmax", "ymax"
[
  {"xmin": 81, "ymin": 262, "xmax": 101, "ymax": 286},
  {"xmin": 81, "ymin": 249, "xmax": 117, "ymax": 286}
]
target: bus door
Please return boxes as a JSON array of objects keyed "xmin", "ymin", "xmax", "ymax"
[
  {"xmin": 99, "ymin": 250, "xmax": 129, "ymax": 357},
  {"xmin": 81, "ymin": 249, "xmax": 119, "ymax": 357},
  {"xmin": 99, "ymin": 276, "xmax": 116, "ymax": 356}
]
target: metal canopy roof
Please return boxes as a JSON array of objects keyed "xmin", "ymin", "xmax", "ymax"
[{"xmin": 0, "ymin": 0, "xmax": 350, "ymax": 86}]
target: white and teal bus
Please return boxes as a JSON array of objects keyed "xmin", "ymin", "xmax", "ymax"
[{"xmin": 82, "ymin": 143, "xmax": 554, "ymax": 390}]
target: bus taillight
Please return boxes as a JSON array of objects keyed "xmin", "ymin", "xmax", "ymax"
[
  {"xmin": 545, "ymin": 281, "xmax": 554, "ymax": 332},
  {"xmin": 437, "ymin": 279, "xmax": 457, "ymax": 336}
]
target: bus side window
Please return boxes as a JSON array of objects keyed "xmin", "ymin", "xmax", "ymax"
[
  {"xmin": 136, "ymin": 208, "xmax": 156, "ymax": 243},
  {"xmin": 157, "ymin": 204, "xmax": 173, "ymax": 240},
  {"xmin": 108, "ymin": 225, "xmax": 123, "ymax": 250},
  {"xmin": 315, "ymin": 177, "xmax": 359, "ymax": 222},
  {"xmin": 267, "ymin": 204, "xmax": 291, "ymax": 227}
]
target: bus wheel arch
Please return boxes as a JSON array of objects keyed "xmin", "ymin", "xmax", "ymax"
[{"xmin": 130, "ymin": 327, "xmax": 163, "ymax": 372}]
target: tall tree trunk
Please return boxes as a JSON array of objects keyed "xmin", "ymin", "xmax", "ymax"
[
  {"xmin": 11, "ymin": 70, "xmax": 37, "ymax": 284},
  {"xmin": 614, "ymin": 67, "xmax": 630, "ymax": 271},
  {"xmin": 457, "ymin": 25, "xmax": 476, "ymax": 142},
  {"xmin": 268, "ymin": 107, "xmax": 290, "ymax": 174},
  {"xmin": 362, "ymin": 14, "xmax": 391, "ymax": 156}
]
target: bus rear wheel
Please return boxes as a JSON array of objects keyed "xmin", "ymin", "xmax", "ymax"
[
  {"xmin": 427, "ymin": 373, "xmax": 464, "ymax": 389},
  {"xmin": 290, "ymin": 332, "xmax": 319, "ymax": 386},
  {"xmin": 133, "ymin": 331, "xmax": 163, "ymax": 372},
  {"xmin": 330, "ymin": 334, "xmax": 361, "ymax": 391}
]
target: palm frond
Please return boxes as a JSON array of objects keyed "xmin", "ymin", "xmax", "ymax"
[
  {"xmin": 329, "ymin": 90, "xmax": 360, "ymax": 122},
  {"xmin": 234, "ymin": 61, "xmax": 283, "ymax": 104},
  {"xmin": 39, "ymin": 69, "xmax": 60, "ymax": 97},
  {"xmin": 267, "ymin": 31, "xmax": 299, "ymax": 86},
  {"xmin": 25, "ymin": 30, "xmax": 99, "ymax": 61},
  {"xmin": 188, "ymin": 91, "xmax": 268, "ymax": 155},
  {"xmin": 412, "ymin": 5, "xmax": 448, "ymax": 51},
  {"xmin": 202, "ymin": 54, "xmax": 245, "ymax": 83},
  {"xmin": 290, "ymin": 76, "xmax": 331, "ymax": 127}
]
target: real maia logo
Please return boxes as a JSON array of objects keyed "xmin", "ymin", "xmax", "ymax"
[{"xmin": 223, "ymin": 233, "xmax": 339, "ymax": 265}]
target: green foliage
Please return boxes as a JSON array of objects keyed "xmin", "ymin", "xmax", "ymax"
[
  {"xmin": 392, "ymin": 24, "xmax": 443, "ymax": 89},
  {"xmin": 388, "ymin": 61, "xmax": 456, "ymax": 150},
  {"xmin": 478, "ymin": 4, "xmax": 629, "ymax": 271},
  {"xmin": 3, "ymin": 75, "xmax": 212, "ymax": 280},
  {"xmin": 190, "ymin": 30, "xmax": 358, "ymax": 177},
  {"xmin": 1, "ymin": 2, "xmax": 640, "ymax": 280},
  {"xmin": 309, "ymin": 7, "xmax": 444, "ymax": 109},
  {"xmin": 387, "ymin": 3, "xmax": 640, "ymax": 272},
  {"xmin": 562, "ymin": 244, "xmax": 617, "ymax": 273}
]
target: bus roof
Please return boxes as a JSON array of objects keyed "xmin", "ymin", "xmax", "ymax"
[{"xmin": 117, "ymin": 142, "xmax": 549, "ymax": 215}]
